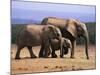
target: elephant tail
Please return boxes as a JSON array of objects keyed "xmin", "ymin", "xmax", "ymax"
[{"xmin": 15, "ymin": 25, "xmax": 26, "ymax": 45}]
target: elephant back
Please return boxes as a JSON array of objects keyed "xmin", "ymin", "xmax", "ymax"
[{"xmin": 41, "ymin": 17, "xmax": 67, "ymax": 26}]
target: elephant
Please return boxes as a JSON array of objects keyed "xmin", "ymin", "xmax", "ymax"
[
  {"xmin": 50, "ymin": 37, "xmax": 71, "ymax": 58},
  {"xmin": 15, "ymin": 24, "xmax": 62, "ymax": 59},
  {"xmin": 41, "ymin": 17, "xmax": 89, "ymax": 59}
]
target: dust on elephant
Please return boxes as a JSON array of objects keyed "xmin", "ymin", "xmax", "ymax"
[
  {"xmin": 41, "ymin": 17, "xmax": 89, "ymax": 59},
  {"xmin": 50, "ymin": 37, "xmax": 71, "ymax": 58},
  {"xmin": 15, "ymin": 24, "xmax": 62, "ymax": 59}
]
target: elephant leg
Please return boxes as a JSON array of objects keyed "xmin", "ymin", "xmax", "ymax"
[
  {"xmin": 39, "ymin": 45, "xmax": 45, "ymax": 57},
  {"xmin": 42, "ymin": 41, "xmax": 51, "ymax": 58},
  {"xmin": 27, "ymin": 46, "xmax": 37, "ymax": 58},
  {"xmin": 43, "ymin": 48, "xmax": 49, "ymax": 58},
  {"xmin": 64, "ymin": 47, "xmax": 69, "ymax": 55},
  {"xmin": 43, "ymin": 47, "xmax": 51, "ymax": 57},
  {"xmin": 47, "ymin": 48, "xmax": 51, "ymax": 56},
  {"xmin": 70, "ymin": 40, "xmax": 76, "ymax": 58},
  {"xmin": 39, "ymin": 37, "xmax": 51, "ymax": 58},
  {"xmin": 15, "ymin": 46, "xmax": 23, "ymax": 59},
  {"xmin": 51, "ymin": 48, "xmax": 57, "ymax": 58},
  {"xmin": 60, "ymin": 49, "xmax": 64, "ymax": 58},
  {"xmin": 43, "ymin": 45, "xmax": 50, "ymax": 58}
]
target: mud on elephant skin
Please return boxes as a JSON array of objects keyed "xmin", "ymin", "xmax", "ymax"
[
  {"xmin": 15, "ymin": 24, "xmax": 62, "ymax": 59},
  {"xmin": 41, "ymin": 17, "xmax": 89, "ymax": 59}
]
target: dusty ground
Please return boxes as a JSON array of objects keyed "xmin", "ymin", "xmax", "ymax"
[{"xmin": 11, "ymin": 44, "xmax": 96, "ymax": 75}]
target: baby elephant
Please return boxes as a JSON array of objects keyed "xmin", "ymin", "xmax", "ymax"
[{"xmin": 50, "ymin": 37, "xmax": 71, "ymax": 58}]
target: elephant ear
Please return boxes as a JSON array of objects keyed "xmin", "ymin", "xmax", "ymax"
[
  {"xmin": 42, "ymin": 26, "xmax": 51, "ymax": 44},
  {"xmin": 67, "ymin": 24, "xmax": 77, "ymax": 38},
  {"xmin": 42, "ymin": 25, "xmax": 54, "ymax": 32},
  {"xmin": 76, "ymin": 23, "xmax": 87, "ymax": 35},
  {"xmin": 48, "ymin": 25, "xmax": 55, "ymax": 32},
  {"xmin": 42, "ymin": 25, "xmax": 55, "ymax": 38}
]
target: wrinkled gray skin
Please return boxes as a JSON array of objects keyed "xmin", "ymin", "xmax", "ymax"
[
  {"xmin": 15, "ymin": 24, "xmax": 62, "ymax": 59},
  {"xmin": 50, "ymin": 38, "xmax": 71, "ymax": 58},
  {"xmin": 41, "ymin": 17, "xmax": 89, "ymax": 59}
]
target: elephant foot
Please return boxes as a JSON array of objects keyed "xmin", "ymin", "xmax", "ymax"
[
  {"xmin": 39, "ymin": 54, "xmax": 43, "ymax": 57},
  {"xmin": 87, "ymin": 57, "xmax": 89, "ymax": 60},
  {"xmin": 40, "ymin": 56, "xmax": 49, "ymax": 58},
  {"xmin": 31, "ymin": 56, "xmax": 37, "ymax": 58},
  {"xmin": 15, "ymin": 57, "xmax": 21, "ymax": 59},
  {"xmin": 60, "ymin": 55, "xmax": 64, "ymax": 58},
  {"xmin": 39, "ymin": 56, "xmax": 44, "ymax": 58},
  {"xmin": 39, "ymin": 55, "xmax": 47, "ymax": 58},
  {"xmin": 44, "ymin": 57, "xmax": 49, "ymax": 58},
  {"xmin": 52, "ymin": 54, "xmax": 57, "ymax": 58},
  {"xmin": 70, "ymin": 56, "xmax": 74, "ymax": 59},
  {"xmin": 39, "ymin": 55, "xmax": 49, "ymax": 58}
]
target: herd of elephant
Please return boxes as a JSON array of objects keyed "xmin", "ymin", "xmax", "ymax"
[{"xmin": 15, "ymin": 17, "xmax": 89, "ymax": 60}]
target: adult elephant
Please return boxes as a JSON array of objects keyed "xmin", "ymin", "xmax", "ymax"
[
  {"xmin": 41, "ymin": 17, "xmax": 89, "ymax": 59},
  {"xmin": 15, "ymin": 24, "xmax": 62, "ymax": 59}
]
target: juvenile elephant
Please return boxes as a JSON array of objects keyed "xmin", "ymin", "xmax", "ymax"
[
  {"xmin": 50, "ymin": 37, "xmax": 71, "ymax": 58},
  {"xmin": 41, "ymin": 17, "xmax": 89, "ymax": 59},
  {"xmin": 15, "ymin": 24, "xmax": 62, "ymax": 59}
]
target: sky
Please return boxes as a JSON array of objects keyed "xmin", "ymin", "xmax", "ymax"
[{"xmin": 11, "ymin": 1, "xmax": 96, "ymax": 24}]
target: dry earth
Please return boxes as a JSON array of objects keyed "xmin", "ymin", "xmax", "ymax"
[{"xmin": 11, "ymin": 44, "xmax": 96, "ymax": 75}]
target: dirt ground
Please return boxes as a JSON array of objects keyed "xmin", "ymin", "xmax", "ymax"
[{"xmin": 11, "ymin": 44, "xmax": 96, "ymax": 75}]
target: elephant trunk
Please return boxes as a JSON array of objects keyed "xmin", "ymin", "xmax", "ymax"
[
  {"xmin": 58, "ymin": 36, "xmax": 63, "ymax": 58},
  {"xmin": 84, "ymin": 30, "xmax": 89, "ymax": 59}
]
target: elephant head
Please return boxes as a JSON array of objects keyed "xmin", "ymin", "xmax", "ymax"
[
  {"xmin": 42, "ymin": 25, "xmax": 62, "ymax": 40},
  {"xmin": 63, "ymin": 38, "xmax": 71, "ymax": 48},
  {"xmin": 76, "ymin": 23, "xmax": 89, "ymax": 59},
  {"xmin": 66, "ymin": 19, "xmax": 89, "ymax": 59},
  {"xmin": 63, "ymin": 38, "xmax": 72, "ymax": 55}
]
